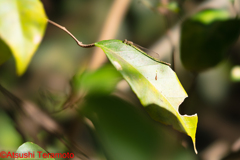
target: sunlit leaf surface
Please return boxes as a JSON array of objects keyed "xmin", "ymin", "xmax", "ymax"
[
  {"xmin": 0, "ymin": 0, "xmax": 47, "ymax": 75},
  {"xmin": 95, "ymin": 39, "xmax": 198, "ymax": 153}
]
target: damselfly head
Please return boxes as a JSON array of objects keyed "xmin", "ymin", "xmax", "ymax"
[{"xmin": 123, "ymin": 39, "xmax": 133, "ymax": 45}]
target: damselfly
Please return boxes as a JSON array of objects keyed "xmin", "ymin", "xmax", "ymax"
[{"xmin": 123, "ymin": 39, "xmax": 171, "ymax": 66}]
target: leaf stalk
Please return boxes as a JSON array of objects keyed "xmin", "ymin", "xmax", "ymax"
[{"xmin": 48, "ymin": 19, "xmax": 95, "ymax": 48}]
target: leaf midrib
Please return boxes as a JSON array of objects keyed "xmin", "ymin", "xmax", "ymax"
[{"xmin": 99, "ymin": 43, "xmax": 181, "ymax": 115}]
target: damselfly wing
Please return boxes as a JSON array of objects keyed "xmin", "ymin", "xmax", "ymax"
[{"xmin": 123, "ymin": 39, "xmax": 170, "ymax": 66}]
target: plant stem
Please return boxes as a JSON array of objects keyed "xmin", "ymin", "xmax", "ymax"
[{"xmin": 48, "ymin": 19, "xmax": 95, "ymax": 48}]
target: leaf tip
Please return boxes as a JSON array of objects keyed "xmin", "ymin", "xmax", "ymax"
[
  {"xmin": 190, "ymin": 113, "xmax": 198, "ymax": 154},
  {"xmin": 15, "ymin": 58, "xmax": 29, "ymax": 76},
  {"xmin": 16, "ymin": 65, "xmax": 26, "ymax": 76}
]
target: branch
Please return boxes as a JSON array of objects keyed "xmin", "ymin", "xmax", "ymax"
[
  {"xmin": 0, "ymin": 84, "xmax": 22, "ymax": 109},
  {"xmin": 0, "ymin": 84, "xmax": 90, "ymax": 159},
  {"xmin": 48, "ymin": 19, "xmax": 95, "ymax": 48},
  {"xmin": 88, "ymin": 0, "xmax": 131, "ymax": 69}
]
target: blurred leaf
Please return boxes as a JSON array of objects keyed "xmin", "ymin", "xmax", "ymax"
[
  {"xmin": 0, "ymin": 39, "xmax": 11, "ymax": 65},
  {"xmin": 16, "ymin": 142, "xmax": 54, "ymax": 160},
  {"xmin": 158, "ymin": 1, "xmax": 179, "ymax": 13},
  {"xmin": 82, "ymin": 95, "xmax": 164, "ymax": 160},
  {"xmin": 167, "ymin": 2, "xmax": 180, "ymax": 13},
  {"xmin": 230, "ymin": 0, "xmax": 235, "ymax": 4},
  {"xmin": 181, "ymin": 9, "xmax": 240, "ymax": 71},
  {"xmin": 0, "ymin": 111, "xmax": 23, "ymax": 150},
  {"xmin": 231, "ymin": 65, "xmax": 240, "ymax": 82},
  {"xmin": 95, "ymin": 39, "xmax": 198, "ymax": 153},
  {"xmin": 191, "ymin": 9, "xmax": 229, "ymax": 24},
  {"xmin": 0, "ymin": 0, "xmax": 47, "ymax": 75},
  {"xmin": 71, "ymin": 64, "xmax": 123, "ymax": 95}
]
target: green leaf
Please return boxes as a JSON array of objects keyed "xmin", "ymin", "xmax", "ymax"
[
  {"xmin": 167, "ymin": 2, "xmax": 180, "ymax": 13},
  {"xmin": 180, "ymin": 9, "xmax": 240, "ymax": 71},
  {"xmin": 82, "ymin": 95, "xmax": 166, "ymax": 160},
  {"xmin": 191, "ymin": 9, "xmax": 229, "ymax": 24},
  {"xmin": 0, "ymin": 111, "xmax": 23, "ymax": 150},
  {"xmin": 16, "ymin": 142, "xmax": 54, "ymax": 160},
  {"xmin": 71, "ymin": 64, "xmax": 122, "ymax": 95},
  {"xmin": 95, "ymin": 39, "xmax": 198, "ymax": 153},
  {"xmin": 0, "ymin": 0, "xmax": 47, "ymax": 75}
]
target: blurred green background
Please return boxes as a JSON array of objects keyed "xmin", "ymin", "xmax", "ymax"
[{"xmin": 1, "ymin": 0, "xmax": 240, "ymax": 160}]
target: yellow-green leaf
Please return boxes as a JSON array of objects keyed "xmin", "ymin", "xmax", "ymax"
[
  {"xmin": 0, "ymin": 0, "xmax": 47, "ymax": 75},
  {"xmin": 16, "ymin": 142, "xmax": 54, "ymax": 160},
  {"xmin": 95, "ymin": 39, "xmax": 198, "ymax": 153}
]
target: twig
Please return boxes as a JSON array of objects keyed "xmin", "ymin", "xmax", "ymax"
[
  {"xmin": 58, "ymin": 136, "xmax": 90, "ymax": 160},
  {"xmin": 88, "ymin": 0, "xmax": 131, "ymax": 69},
  {"xmin": 0, "ymin": 84, "xmax": 22, "ymax": 110},
  {"xmin": 48, "ymin": 19, "xmax": 95, "ymax": 48}
]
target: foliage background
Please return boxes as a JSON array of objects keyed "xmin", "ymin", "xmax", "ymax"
[{"xmin": 0, "ymin": 0, "xmax": 240, "ymax": 160}]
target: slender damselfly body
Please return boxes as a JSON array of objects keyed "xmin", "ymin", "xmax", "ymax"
[{"xmin": 123, "ymin": 39, "xmax": 171, "ymax": 66}]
